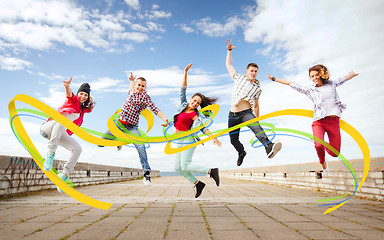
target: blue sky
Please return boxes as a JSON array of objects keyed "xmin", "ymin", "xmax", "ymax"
[{"xmin": 1, "ymin": 0, "xmax": 383, "ymax": 172}]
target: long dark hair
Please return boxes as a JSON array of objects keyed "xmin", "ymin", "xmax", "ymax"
[{"xmin": 183, "ymin": 93, "xmax": 218, "ymax": 117}]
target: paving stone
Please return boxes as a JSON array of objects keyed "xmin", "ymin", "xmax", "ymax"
[{"xmin": 0, "ymin": 176, "xmax": 383, "ymax": 240}]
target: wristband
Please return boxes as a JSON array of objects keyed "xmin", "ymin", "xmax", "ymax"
[{"xmin": 271, "ymin": 77, "xmax": 276, "ymax": 81}]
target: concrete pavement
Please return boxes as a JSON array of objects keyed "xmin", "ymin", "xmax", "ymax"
[{"xmin": 1, "ymin": 176, "xmax": 383, "ymax": 239}]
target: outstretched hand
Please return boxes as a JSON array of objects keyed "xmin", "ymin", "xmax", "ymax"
[
  {"xmin": 226, "ymin": 39, "xmax": 236, "ymax": 50},
  {"xmin": 213, "ymin": 138, "xmax": 221, "ymax": 147},
  {"xmin": 185, "ymin": 63, "xmax": 192, "ymax": 72},
  {"xmin": 63, "ymin": 77, "xmax": 72, "ymax": 87},
  {"xmin": 129, "ymin": 72, "xmax": 136, "ymax": 82},
  {"xmin": 345, "ymin": 71, "xmax": 359, "ymax": 80},
  {"xmin": 161, "ymin": 119, "xmax": 169, "ymax": 127},
  {"xmin": 266, "ymin": 73, "xmax": 273, "ymax": 80}
]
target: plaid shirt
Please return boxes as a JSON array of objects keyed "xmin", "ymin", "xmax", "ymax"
[
  {"xmin": 231, "ymin": 72, "xmax": 262, "ymax": 109},
  {"xmin": 290, "ymin": 78, "xmax": 347, "ymax": 121},
  {"xmin": 119, "ymin": 89, "xmax": 160, "ymax": 126}
]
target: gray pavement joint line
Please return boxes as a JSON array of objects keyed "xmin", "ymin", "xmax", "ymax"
[
  {"xmin": 329, "ymin": 207, "xmax": 384, "ymax": 232},
  {"xmin": 247, "ymin": 203, "xmax": 312, "ymax": 240},
  {"xmin": 159, "ymin": 183, "xmax": 172, "ymax": 197},
  {"xmin": 199, "ymin": 203, "xmax": 213, "ymax": 240},
  {"xmin": 59, "ymin": 204, "xmax": 128, "ymax": 240},
  {"xmin": 23, "ymin": 206, "xmax": 93, "ymax": 237},
  {"xmin": 224, "ymin": 204, "xmax": 262, "ymax": 239},
  {"xmin": 0, "ymin": 202, "xmax": 57, "ymax": 220},
  {"xmin": 112, "ymin": 202, "xmax": 153, "ymax": 240},
  {"xmin": 176, "ymin": 184, "xmax": 182, "ymax": 197},
  {"xmin": 227, "ymin": 185, "xmax": 254, "ymax": 197},
  {"xmin": 120, "ymin": 185, "xmax": 146, "ymax": 197},
  {"xmin": 104, "ymin": 186, "xmax": 134, "ymax": 197},
  {"xmin": 367, "ymin": 203, "xmax": 384, "ymax": 209},
  {"xmin": 204, "ymin": 187, "xmax": 216, "ymax": 197},
  {"xmin": 277, "ymin": 204, "xmax": 358, "ymax": 239},
  {"xmin": 15, "ymin": 203, "xmax": 77, "ymax": 225},
  {"xmin": 239, "ymin": 185, "xmax": 265, "ymax": 196},
  {"xmin": 163, "ymin": 202, "xmax": 176, "ymax": 239},
  {"xmin": 214, "ymin": 185, "xmax": 234, "ymax": 197}
]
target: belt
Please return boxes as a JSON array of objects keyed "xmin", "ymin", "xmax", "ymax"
[{"xmin": 229, "ymin": 109, "xmax": 252, "ymax": 116}]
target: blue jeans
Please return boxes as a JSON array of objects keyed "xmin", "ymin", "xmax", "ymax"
[
  {"xmin": 228, "ymin": 109, "xmax": 269, "ymax": 154},
  {"xmin": 174, "ymin": 138, "xmax": 209, "ymax": 183},
  {"xmin": 103, "ymin": 124, "xmax": 150, "ymax": 174}
]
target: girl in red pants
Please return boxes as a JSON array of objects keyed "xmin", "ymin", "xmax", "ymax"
[{"xmin": 267, "ymin": 64, "xmax": 358, "ymax": 176}]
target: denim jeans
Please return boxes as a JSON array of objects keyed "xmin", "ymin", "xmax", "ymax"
[
  {"xmin": 103, "ymin": 124, "xmax": 151, "ymax": 174},
  {"xmin": 174, "ymin": 138, "xmax": 209, "ymax": 184},
  {"xmin": 228, "ymin": 109, "xmax": 269, "ymax": 154}
]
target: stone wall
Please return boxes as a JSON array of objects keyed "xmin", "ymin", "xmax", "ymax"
[
  {"xmin": 221, "ymin": 157, "xmax": 384, "ymax": 201},
  {"xmin": 0, "ymin": 155, "xmax": 160, "ymax": 197}
]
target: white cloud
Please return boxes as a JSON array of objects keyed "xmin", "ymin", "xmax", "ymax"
[
  {"xmin": 179, "ymin": 24, "xmax": 195, "ymax": 34},
  {"xmin": 0, "ymin": 0, "xmax": 170, "ymax": 70},
  {"xmin": 39, "ymin": 87, "xmax": 67, "ymax": 109},
  {"xmin": 242, "ymin": 0, "xmax": 384, "ymax": 160},
  {"xmin": 90, "ymin": 77, "xmax": 123, "ymax": 92},
  {"xmin": 194, "ymin": 16, "xmax": 246, "ymax": 37},
  {"xmin": 0, "ymin": 54, "xmax": 32, "ymax": 70},
  {"xmin": 124, "ymin": 0, "xmax": 140, "ymax": 10},
  {"xmin": 125, "ymin": 66, "xmax": 220, "ymax": 89}
]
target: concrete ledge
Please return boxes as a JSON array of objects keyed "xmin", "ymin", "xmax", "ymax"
[
  {"xmin": 0, "ymin": 155, "xmax": 160, "ymax": 197},
  {"xmin": 221, "ymin": 157, "xmax": 384, "ymax": 201}
]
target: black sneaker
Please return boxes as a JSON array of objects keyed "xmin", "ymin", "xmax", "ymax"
[
  {"xmin": 265, "ymin": 140, "xmax": 282, "ymax": 159},
  {"xmin": 237, "ymin": 151, "xmax": 247, "ymax": 166},
  {"xmin": 209, "ymin": 168, "xmax": 220, "ymax": 186},
  {"xmin": 143, "ymin": 171, "xmax": 152, "ymax": 186},
  {"xmin": 194, "ymin": 181, "xmax": 206, "ymax": 198}
]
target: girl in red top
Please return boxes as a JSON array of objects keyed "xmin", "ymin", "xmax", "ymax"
[
  {"xmin": 40, "ymin": 78, "xmax": 94, "ymax": 191},
  {"xmin": 172, "ymin": 64, "xmax": 221, "ymax": 198}
]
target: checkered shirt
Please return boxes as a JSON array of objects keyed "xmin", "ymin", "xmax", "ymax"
[
  {"xmin": 231, "ymin": 72, "xmax": 262, "ymax": 109},
  {"xmin": 119, "ymin": 89, "xmax": 160, "ymax": 126}
]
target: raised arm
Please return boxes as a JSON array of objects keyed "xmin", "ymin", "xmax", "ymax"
[
  {"xmin": 63, "ymin": 77, "xmax": 73, "ymax": 97},
  {"xmin": 344, "ymin": 71, "xmax": 359, "ymax": 81},
  {"xmin": 182, "ymin": 63, "xmax": 193, "ymax": 87},
  {"xmin": 267, "ymin": 73, "xmax": 291, "ymax": 85},
  {"xmin": 128, "ymin": 72, "xmax": 136, "ymax": 90},
  {"xmin": 226, "ymin": 39, "xmax": 237, "ymax": 78}
]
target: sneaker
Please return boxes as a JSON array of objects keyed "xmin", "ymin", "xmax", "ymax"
[
  {"xmin": 323, "ymin": 167, "xmax": 329, "ymax": 177},
  {"xmin": 237, "ymin": 151, "xmax": 247, "ymax": 166},
  {"xmin": 209, "ymin": 168, "xmax": 220, "ymax": 186},
  {"xmin": 143, "ymin": 174, "xmax": 152, "ymax": 186},
  {"xmin": 57, "ymin": 173, "xmax": 69, "ymax": 193},
  {"xmin": 117, "ymin": 146, "xmax": 122, "ymax": 151},
  {"xmin": 194, "ymin": 181, "xmax": 206, "ymax": 198},
  {"xmin": 323, "ymin": 157, "xmax": 330, "ymax": 176},
  {"xmin": 266, "ymin": 140, "xmax": 282, "ymax": 159},
  {"xmin": 43, "ymin": 152, "xmax": 55, "ymax": 171}
]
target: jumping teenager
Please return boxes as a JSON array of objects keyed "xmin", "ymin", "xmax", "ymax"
[
  {"xmin": 40, "ymin": 78, "xmax": 94, "ymax": 192},
  {"xmin": 267, "ymin": 64, "xmax": 358, "ymax": 175},
  {"xmin": 226, "ymin": 39, "xmax": 282, "ymax": 166},
  {"xmin": 101, "ymin": 72, "xmax": 168, "ymax": 185},
  {"xmin": 172, "ymin": 63, "xmax": 221, "ymax": 198}
]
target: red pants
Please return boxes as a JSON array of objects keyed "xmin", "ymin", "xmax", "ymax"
[{"xmin": 312, "ymin": 116, "xmax": 341, "ymax": 164}]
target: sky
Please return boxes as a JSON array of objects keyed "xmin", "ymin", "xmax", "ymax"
[{"xmin": 1, "ymin": 0, "xmax": 383, "ymax": 172}]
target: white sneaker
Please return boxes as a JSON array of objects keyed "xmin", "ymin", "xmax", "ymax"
[
  {"xmin": 143, "ymin": 175, "xmax": 152, "ymax": 186},
  {"xmin": 323, "ymin": 167, "xmax": 329, "ymax": 177}
]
